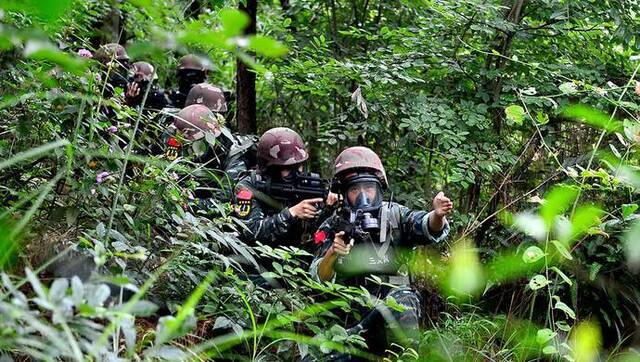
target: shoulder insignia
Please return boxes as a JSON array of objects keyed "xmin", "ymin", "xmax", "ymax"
[
  {"xmin": 165, "ymin": 137, "xmax": 181, "ymax": 160},
  {"xmin": 314, "ymin": 230, "xmax": 327, "ymax": 245},
  {"xmin": 235, "ymin": 188, "xmax": 253, "ymax": 217}
]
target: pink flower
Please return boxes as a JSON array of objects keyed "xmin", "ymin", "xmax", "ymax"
[
  {"xmin": 187, "ymin": 191, "xmax": 195, "ymax": 201},
  {"xmin": 108, "ymin": 125, "xmax": 118, "ymax": 133},
  {"xmin": 96, "ymin": 171, "xmax": 109, "ymax": 184},
  {"xmin": 78, "ymin": 49, "xmax": 93, "ymax": 58}
]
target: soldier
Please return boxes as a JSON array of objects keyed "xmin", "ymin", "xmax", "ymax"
[
  {"xmin": 165, "ymin": 104, "xmax": 256, "ymax": 198},
  {"xmin": 169, "ymin": 54, "xmax": 210, "ymax": 108},
  {"xmin": 94, "ymin": 43, "xmax": 130, "ymax": 98},
  {"xmin": 310, "ymin": 146, "xmax": 453, "ymax": 356},
  {"xmin": 233, "ymin": 127, "xmax": 337, "ymax": 247},
  {"xmin": 124, "ymin": 61, "xmax": 171, "ymax": 111}
]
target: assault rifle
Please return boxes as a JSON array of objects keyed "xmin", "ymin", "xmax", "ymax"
[
  {"xmin": 253, "ymin": 172, "xmax": 330, "ymax": 204},
  {"xmin": 329, "ymin": 209, "xmax": 377, "ymax": 245}
]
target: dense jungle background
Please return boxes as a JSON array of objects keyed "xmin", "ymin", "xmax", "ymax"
[{"xmin": 1, "ymin": 0, "xmax": 640, "ymax": 360}]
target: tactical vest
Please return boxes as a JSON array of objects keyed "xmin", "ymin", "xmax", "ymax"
[{"xmin": 334, "ymin": 202, "xmax": 407, "ymax": 281}]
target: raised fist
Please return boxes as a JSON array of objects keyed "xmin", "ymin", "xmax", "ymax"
[{"xmin": 432, "ymin": 191, "xmax": 453, "ymax": 217}]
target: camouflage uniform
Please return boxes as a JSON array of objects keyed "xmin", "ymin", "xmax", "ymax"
[
  {"xmin": 310, "ymin": 146, "xmax": 450, "ymax": 355},
  {"xmin": 233, "ymin": 127, "xmax": 328, "ymax": 247},
  {"xmin": 234, "ymin": 172, "xmax": 329, "ymax": 247}
]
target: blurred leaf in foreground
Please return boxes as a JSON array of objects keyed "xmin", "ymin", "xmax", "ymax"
[{"xmin": 562, "ymin": 104, "xmax": 623, "ymax": 133}]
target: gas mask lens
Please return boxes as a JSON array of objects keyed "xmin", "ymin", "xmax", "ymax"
[{"xmin": 347, "ymin": 182, "xmax": 380, "ymax": 211}]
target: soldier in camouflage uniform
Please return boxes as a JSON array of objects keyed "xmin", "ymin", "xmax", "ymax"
[
  {"xmin": 310, "ymin": 146, "xmax": 453, "ymax": 357},
  {"xmin": 165, "ymin": 104, "xmax": 256, "ymax": 200},
  {"xmin": 233, "ymin": 127, "xmax": 337, "ymax": 247},
  {"xmin": 169, "ymin": 54, "xmax": 210, "ymax": 108},
  {"xmin": 94, "ymin": 43, "xmax": 130, "ymax": 98},
  {"xmin": 124, "ymin": 61, "xmax": 171, "ymax": 112}
]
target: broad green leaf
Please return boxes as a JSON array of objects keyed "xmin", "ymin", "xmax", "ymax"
[
  {"xmin": 554, "ymin": 301, "xmax": 576, "ymax": 319},
  {"xmin": 536, "ymin": 328, "xmax": 557, "ymax": 345},
  {"xmin": 542, "ymin": 345, "xmax": 558, "ymax": 355},
  {"xmin": 384, "ymin": 296, "xmax": 407, "ymax": 312},
  {"xmin": 559, "ymin": 82, "xmax": 578, "ymax": 95},
  {"xmin": 155, "ymin": 314, "xmax": 197, "ymax": 346},
  {"xmin": 505, "ymin": 105, "xmax": 526, "ymax": 125},
  {"xmin": 550, "ymin": 240, "xmax": 573, "ymax": 260},
  {"xmin": 562, "ymin": 104, "xmax": 623, "ymax": 133},
  {"xmin": 178, "ymin": 29, "xmax": 227, "ymax": 49},
  {"xmin": 121, "ymin": 315, "xmax": 136, "ymax": 355},
  {"xmin": 144, "ymin": 346, "xmax": 187, "ymax": 360},
  {"xmin": 622, "ymin": 204, "xmax": 638, "ymax": 219},
  {"xmin": 623, "ymin": 220, "xmax": 640, "ymax": 272},
  {"xmin": 213, "ymin": 316, "xmax": 232, "ymax": 330},
  {"xmin": 617, "ymin": 166, "xmax": 640, "ymax": 190},
  {"xmin": 541, "ymin": 185, "xmax": 579, "ymax": 228},
  {"xmin": 128, "ymin": 300, "xmax": 159, "ymax": 317},
  {"xmin": 569, "ymin": 206, "xmax": 604, "ymax": 243},
  {"xmin": 536, "ymin": 111, "xmax": 549, "ymax": 124},
  {"xmin": 248, "ymin": 35, "xmax": 288, "ymax": 57},
  {"xmin": 24, "ymin": 40, "xmax": 87, "ymax": 74},
  {"xmin": 49, "ymin": 278, "xmax": 68, "ymax": 302},
  {"xmin": 445, "ymin": 241, "xmax": 485, "ymax": 298},
  {"xmin": 71, "ymin": 276, "xmax": 84, "ymax": 305},
  {"xmin": 86, "ymin": 284, "xmax": 111, "ymax": 307},
  {"xmin": 220, "ymin": 8, "xmax": 250, "ymax": 36},
  {"xmin": 556, "ymin": 320, "xmax": 572, "ymax": 332},
  {"xmin": 588, "ymin": 263, "xmax": 602, "ymax": 281},
  {"xmin": 1, "ymin": 0, "xmax": 72, "ymax": 24},
  {"xmin": 609, "ymin": 143, "xmax": 622, "ymax": 158},
  {"xmin": 529, "ymin": 274, "xmax": 550, "ymax": 290},
  {"xmin": 551, "ymin": 266, "xmax": 573, "ymax": 286},
  {"xmin": 623, "ymin": 119, "xmax": 640, "ymax": 143},
  {"xmin": 522, "ymin": 246, "xmax": 545, "ymax": 264},
  {"xmin": 487, "ymin": 249, "xmax": 540, "ymax": 283},
  {"xmin": 0, "ymin": 223, "xmax": 18, "ymax": 270}
]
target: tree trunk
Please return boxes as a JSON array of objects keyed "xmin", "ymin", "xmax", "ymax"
[
  {"xmin": 484, "ymin": 0, "xmax": 525, "ymax": 134},
  {"xmin": 472, "ymin": 0, "xmax": 526, "ymax": 243},
  {"xmin": 236, "ymin": 0, "xmax": 258, "ymax": 135}
]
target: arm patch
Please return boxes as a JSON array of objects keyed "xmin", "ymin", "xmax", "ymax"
[{"xmin": 235, "ymin": 188, "xmax": 253, "ymax": 217}]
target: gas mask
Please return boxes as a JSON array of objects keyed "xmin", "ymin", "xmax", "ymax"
[
  {"xmin": 177, "ymin": 69, "xmax": 206, "ymax": 93},
  {"xmin": 344, "ymin": 177, "xmax": 383, "ymax": 233}
]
